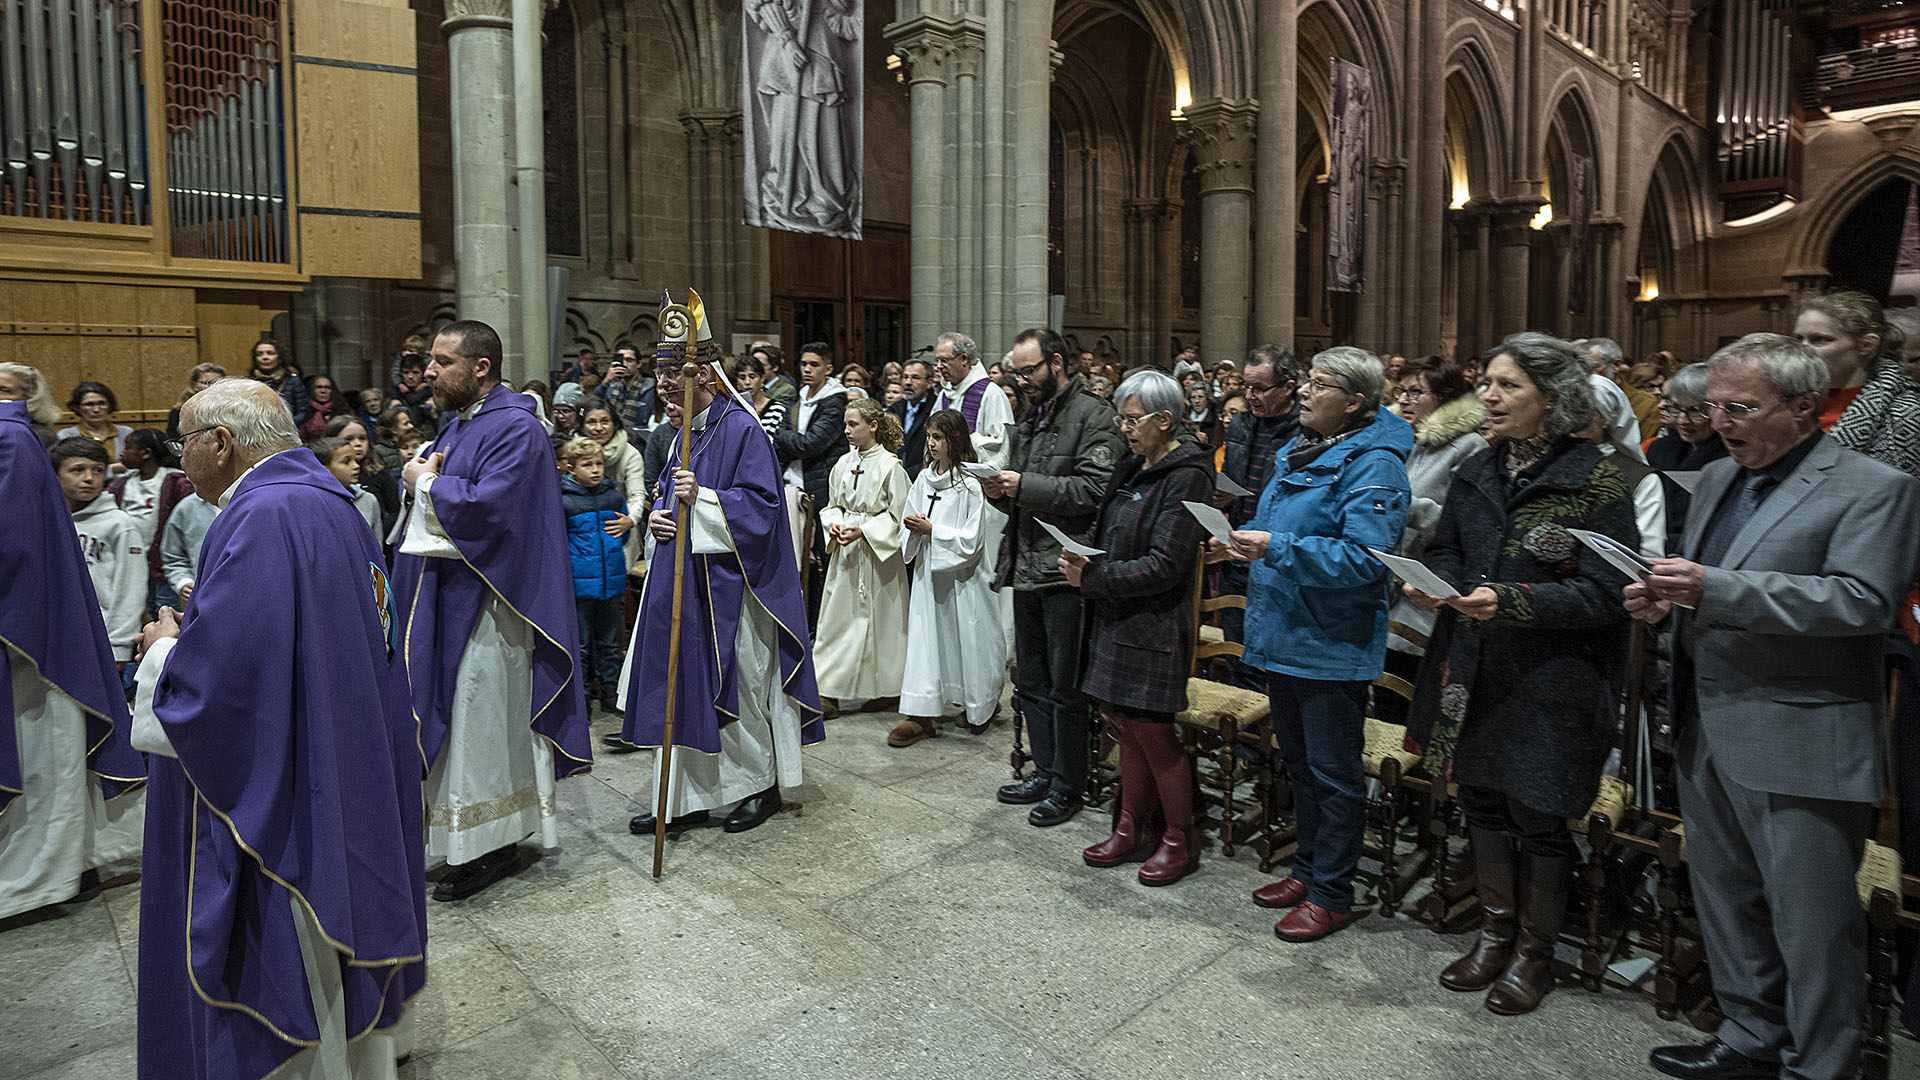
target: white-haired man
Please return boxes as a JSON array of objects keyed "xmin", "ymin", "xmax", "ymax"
[
  {"xmin": 1625, "ymin": 334, "xmax": 1920, "ymax": 1080},
  {"xmin": 132, "ymin": 378, "xmax": 424, "ymax": 1078},
  {"xmin": 932, "ymin": 330, "xmax": 1015, "ymax": 470},
  {"xmin": 1577, "ymin": 337, "xmax": 1660, "ymax": 441}
]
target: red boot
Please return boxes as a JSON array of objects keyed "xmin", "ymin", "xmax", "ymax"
[
  {"xmin": 1138, "ymin": 825, "xmax": 1199, "ymax": 886},
  {"xmin": 1084, "ymin": 715, "xmax": 1160, "ymax": 866},
  {"xmin": 1084, "ymin": 809, "xmax": 1159, "ymax": 866}
]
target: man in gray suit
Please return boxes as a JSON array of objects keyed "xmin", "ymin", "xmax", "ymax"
[{"xmin": 1625, "ymin": 332, "xmax": 1920, "ymax": 1080}]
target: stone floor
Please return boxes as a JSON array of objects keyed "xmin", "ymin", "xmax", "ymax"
[{"xmin": 6, "ymin": 703, "xmax": 1918, "ymax": 1079}]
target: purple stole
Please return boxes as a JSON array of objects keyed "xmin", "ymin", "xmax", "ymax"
[{"xmin": 939, "ymin": 378, "xmax": 992, "ymax": 429}]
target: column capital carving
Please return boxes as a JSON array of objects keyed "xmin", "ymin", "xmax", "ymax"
[
  {"xmin": 680, "ymin": 108, "xmax": 744, "ymax": 143},
  {"xmin": 1182, "ymin": 99, "xmax": 1258, "ymax": 194},
  {"xmin": 1369, "ymin": 158, "xmax": 1407, "ymax": 200},
  {"xmin": 442, "ymin": 0, "xmax": 512, "ymax": 33},
  {"xmin": 1490, "ymin": 195, "xmax": 1548, "ymax": 248},
  {"xmin": 949, "ymin": 30, "xmax": 986, "ymax": 80},
  {"xmin": 885, "ymin": 17, "xmax": 957, "ymax": 86}
]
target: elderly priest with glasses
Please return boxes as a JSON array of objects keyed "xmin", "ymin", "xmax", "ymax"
[{"xmin": 131, "ymin": 378, "xmax": 426, "ymax": 1079}]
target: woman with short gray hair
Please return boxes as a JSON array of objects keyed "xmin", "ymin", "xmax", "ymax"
[
  {"xmin": 1403, "ymin": 331, "xmax": 1638, "ymax": 1016},
  {"xmin": 1647, "ymin": 361, "xmax": 1726, "ymax": 552},
  {"xmin": 0, "ymin": 362, "xmax": 61, "ymax": 447},
  {"xmin": 1226, "ymin": 346, "xmax": 1413, "ymax": 941},
  {"xmin": 1062, "ymin": 367, "xmax": 1215, "ymax": 886}
]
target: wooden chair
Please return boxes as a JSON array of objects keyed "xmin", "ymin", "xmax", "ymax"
[{"xmin": 1172, "ymin": 546, "xmax": 1271, "ymax": 856}]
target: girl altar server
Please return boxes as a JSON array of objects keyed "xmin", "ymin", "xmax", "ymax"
[
  {"xmin": 814, "ymin": 396, "xmax": 912, "ymax": 712},
  {"xmin": 890, "ymin": 410, "xmax": 1008, "ymax": 747}
]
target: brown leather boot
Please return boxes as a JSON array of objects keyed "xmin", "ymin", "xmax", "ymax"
[
  {"xmin": 887, "ymin": 717, "xmax": 937, "ymax": 747},
  {"xmin": 1485, "ymin": 853, "xmax": 1570, "ymax": 1016},
  {"xmin": 1138, "ymin": 825, "xmax": 1199, "ymax": 886},
  {"xmin": 1440, "ymin": 827, "xmax": 1518, "ymax": 992},
  {"xmin": 1083, "ymin": 809, "xmax": 1158, "ymax": 867}
]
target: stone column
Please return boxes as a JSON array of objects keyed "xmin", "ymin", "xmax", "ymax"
[
  {"xmin": 1253, "ymin": 0, "xmax": 1296, "ymax": 347},
  {"xmin": 1450, "ymin": 207, "xmax": 1485, "ymax": 361},
  {"xmin": 1005, "ymin": 9, "xmax": 1054, "ymax": 337},
  {"xmin": 1154, "ymin": 200, "xmax": 1180, "ymax": 362},
  {"xmin": 442, "ymin": 0, "xmax": 517, "ymax": 354},
  {"xmin": 951, "ymin": 24, "xmax": 987, "ymax": 336},
  {"xmin": 1185, "ymin": 99, "xmax": 1258, "ymax": 367},
  {"xmin": 886, "ymin": 17, "xmax": 955, "ymax": 349},
  {"xmin": 1491, "ymin": 197, "xmax": 1543, "ymax": 338},
  {"xmin": 681, "ymin": 109, "xmax": 749, "ymax": 344}
]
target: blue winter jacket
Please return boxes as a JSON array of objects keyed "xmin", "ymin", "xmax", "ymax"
[
  {"xmin": 1243, "ymin": 407, "xmax": 1413, "ymax": 681},
  {"xmin": 561, "ymin": 475, "xmax": 629, "ymax": 600}
]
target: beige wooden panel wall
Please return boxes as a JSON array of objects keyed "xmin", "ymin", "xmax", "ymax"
[{"xmin": 293, "ymin": 0, "xmax": 422, "ymax": 281}]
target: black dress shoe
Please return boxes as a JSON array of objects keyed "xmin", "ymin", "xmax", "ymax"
[
  {"xmin": 601, "ymin": 732, "xmax": 640, "ymax": 755},
  {"xmin": 432, "ymin": 846, "xmax": 521, "ymax": 902},
  {"xmin": 724, "ymin": 788, "xmax": 782, "ymax": 833},
  {"xmin": 997, "ymin": 774, "xmax": 1051, "ymax": 805},
  {"xmin": 1029, "ymin": 792, "xmax": 1083, "ymax": 827},
  {"xmin": 1648, "ymin": 1038, "xmax": 1780, "ymax": 1080},
  {"xmin": 628, "ymin": 809, "xmax": 708, "ymax": 834}
]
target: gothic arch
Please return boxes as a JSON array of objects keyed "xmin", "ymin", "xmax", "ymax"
[
  {"xmin": 1443, "ymin": 37, "xmax": 1509, "ymax": 201},
  {"xmin": 1297, "ymin": 0, "xmax": 1402, "ymax": 152},
  {"xmin": 1784, "ymin": 147, "xmax": 1920, "ymax": 276},
  {"xmin": 1174, "ymin": 0, "xmax": 1253, "ymax": 104},
  {"xmin": 1634, "ymin": 136, "xmax": 1709, "ymax": 296},
  {"xmin": 1540, "ymin": 76, "xmax": 1604, "ymax": 205}
]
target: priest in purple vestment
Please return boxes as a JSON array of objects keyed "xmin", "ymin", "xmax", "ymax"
[
  {"xmin": 391, "ymin": 319, "xmax": 593, "ymax": 901},
  {"xmin": 613, "ymin": 291, "xmax": 822, "ymax": 835},
  {"xmin": 0, "ymin": 398, "xmax": 146, "ymax": 920},
  {"xmin": 132, "ymin": 379, "xmax": 424, "ymax": 1079},
  {"xmin": 932, "ymin": 330, "xmax": 1015, "ymax": 470}
]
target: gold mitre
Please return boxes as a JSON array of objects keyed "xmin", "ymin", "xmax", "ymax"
[{"xmin": 657, "ymin": 288, "xmax": 717, "ymax": 363}]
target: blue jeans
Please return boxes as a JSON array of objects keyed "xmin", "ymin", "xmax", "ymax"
[
  {"xmin": 575, "ymin": 595, "xmax": 625, "ymax": 691},
  {"xmin": 1267, "ymin": 672, "xmax": 1369, "ymax": 913},
  {"xmin": 1012, "ymin": 586, "xmax": 1088, "ymax": 798}
]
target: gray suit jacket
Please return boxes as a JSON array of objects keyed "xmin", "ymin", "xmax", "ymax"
[{"xmin": 1676, "ymin": 435, "xmax": 1920, "ymax": 802}]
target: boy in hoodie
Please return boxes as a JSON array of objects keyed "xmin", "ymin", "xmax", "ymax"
[
  {"xmin": 52, "ymin": 438, "xmax": 145, "ymax": 672},
  {"xmin": 308, "ymin": 435, "xmax": 383, "ymax": 535},
  {"xmin": 559, "ymin": 436, "xmax": 632, "ymax": 714}
]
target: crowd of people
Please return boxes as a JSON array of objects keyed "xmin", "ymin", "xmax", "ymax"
[{"xmin": 5, "ymin": 285, "xmax": 1920, "ymax": 1080}]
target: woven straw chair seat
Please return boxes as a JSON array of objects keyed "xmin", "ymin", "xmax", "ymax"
[
  {"xmin": 1858, "ymin": 841, "xmax": 1902, "ymax": 909},
  {"xmin": 1570, "ymin": 774, "xmax": 1633, "ymax": 831},
  {"xmin": 1176, "ymin": 678, "xmax": 1270, "ymax": 732},
  {"xmin": 1362, "ymin": 717, "xmax": 1419, "ymax": 777},
  {"xmin": 1198, "ymin": 624, "xmax": 1225, "ymax": 645}
]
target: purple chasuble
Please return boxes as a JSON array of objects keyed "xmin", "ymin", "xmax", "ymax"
[
  {"xmin": 390, "ymin": 383, "xmax": 592, "ymax": 779},
  {"xmin": 621, "ymin": 396, "xmax": 823, "ymax": 753},
  {"xmin": 957, "ymin": 379, "xmax": 991, "ymax": 429},
  {"xmin": 0, "ymin": 400, "xmax": 144, "ymax": 814},
  {"xmin": 138, "ymin": 449, "xmax": 426, "ymax": 1080}
]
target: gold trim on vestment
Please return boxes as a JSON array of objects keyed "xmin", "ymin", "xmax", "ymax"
[
  {"xmin": 254, "ymin": 962, "xmax": 425, "ymax": 1078},
  {"xmin": 0, "ymin": 635, "xmax": 149, "ymax": 817},
  {"xmin": 425, "ymin": 785, "xmax": 556, "ymax": 831},
  {"xmin": 185, "ymin": 789, "xmax": 425, "ymax": 1050}
]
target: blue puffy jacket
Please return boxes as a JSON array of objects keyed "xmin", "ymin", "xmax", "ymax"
[
  {"xmin": 561, "ymin": 475, "xmax": 629, "ymax": 600},
  {"xmin": 1243, "ymin": 407, "xmax": 1413, "ymax": 681}
]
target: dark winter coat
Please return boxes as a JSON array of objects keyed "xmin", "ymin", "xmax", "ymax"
[
  {"xmin": 772, "ymin": 384, "xmax": 849, "ymax": 512},
  {"xmin": 1076, "ymin": 441, "xmax": 1216, "ymax": 716},
  {"xmin": 991, "ymin": 376, "xmax": 1126, "ymax": 589},
  {"xmin": 1408, "ymin": 437, "xmax": 1639, "ymax": 818},
  {"xmin": 1646, "ymin": 432, "xmax": 1728, "ymax": 553},
  {"xmin": 561, "ymin": 475, "xmax": 629, "ymax": 600}
]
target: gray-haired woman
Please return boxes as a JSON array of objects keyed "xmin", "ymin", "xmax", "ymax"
[
  {"xmin": 0, "ymin": 362, "xmax": 62, "ymax": 448},
  {"xmin": 1647, "ymin": 362, "xmax": 1726, "ymax": 553},
  {"xmin": 1062, "ymin": 369, "xmax": 1215, "ymax": 886},
  {"xmin": 1403, "ymin": 332, "xmax": 1638, "ymax": 1016}
]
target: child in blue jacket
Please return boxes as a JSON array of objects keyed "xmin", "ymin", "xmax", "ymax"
[{"xmin": 560, "ymin": 436, "xmax": 633, "ymax": 714}]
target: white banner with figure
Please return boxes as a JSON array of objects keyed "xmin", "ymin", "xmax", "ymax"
[
  {"xmin": 1327, "ymin": 58, "xmax": 1369, "ymax": 293},
  {"xmin": 743, "ymin": 0, "xmax": 864, "ymax": 239}
]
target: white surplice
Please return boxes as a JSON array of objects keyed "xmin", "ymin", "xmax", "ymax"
[
  {"xmin": 0, "ymin": 648, "xmax": 145, "ymax": 919},
  {"xmin": 934, "ymin": 363, "xmax": 1014, "ymax": 470},
  {"xmin": 421, "ymin": 592, "xmax": 557, "ymax": 865},
  {"xmin": 617, "ymin": 471, "xmax": 807, "ymax": 819},
  {"xmin": 813, "ymin": 444, "xmax": 911, "ymax": 701},
  {"xmin": 899, "ymin": 468, "xmax": 1008, "ymax": 726}
]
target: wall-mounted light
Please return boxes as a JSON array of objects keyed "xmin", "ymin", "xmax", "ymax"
[
  {"xmin": 1531, "ymin": 203, "xmax": 1553, "ymax": 229},
  {"xmin": 1639, "ymin": 273, "xmax": 1660, "ymax": 301},
  {"xmin": 1724, "ymin": 196, "xmax": 1797, "ymax": 228}
]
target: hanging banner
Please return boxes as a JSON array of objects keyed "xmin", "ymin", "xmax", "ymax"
[
  {"xmin": 742, "ymin": 0, "xmax": 865, "ymax": 239},
  {"xmin": 1568, "ymin": 152, "xmax": 1595, "ymax": 314},
  {"xmin": 1327, "ymin": 58, "xmax": 1370, "ymax": 293}
]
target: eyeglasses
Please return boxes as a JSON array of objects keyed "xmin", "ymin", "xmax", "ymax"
[
  {"xmin": 1244, "ymin": 381, "xmax": 1288, "ymax": 395},
  {"xmin": 1698, "ymin": 397, "xmax": 1783, "ymax": 421},
  {"xmin": 1303, "ymin": 377, "xmax": 1350, "ymax": 396},
  {"xmin": 166, "ymin": 426, "xmax": 218, "ymax": 455},
  {"xmin": 1664, "ymin": 402, "xmax": 1710, "ymax": 423},
  {"xmin": 1394, "ymin": 387, "xmax": 1431, "ymax": 400},
  {"xmin": 1114, "ymin": 413, "xmax": 1163, "ymax": 431},
  {"xmin": 1010, "ymin": 361, "xmax": 1045, "ymax": 382}
]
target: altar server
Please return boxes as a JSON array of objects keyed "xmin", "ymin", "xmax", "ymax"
[
  {"xmin": 814, "ymin": 396, "xmax": 912, "ymax": 712},
  {"xmin": 893, "ymin": 409, "xmax": 1007, "ymax": 746}
]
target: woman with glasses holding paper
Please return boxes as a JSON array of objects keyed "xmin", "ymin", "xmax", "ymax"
[
  {"xmin": 1216, "ymin": 347, "xmax": 1412, "ymax": 941},
  {"xmin": 1402, "ymin": 332, "xmax": 1637, "ymax": 1017},
  {"xmin": 1646, "ymin": 362, "xmax": 1725, "ymax": 552},
  {"xmin": 1058, "ymin": 370, "xmax": 1214, "ymax": 886}
]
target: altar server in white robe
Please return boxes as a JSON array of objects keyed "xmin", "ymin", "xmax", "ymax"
[
  {"xmin": 813, "ymin": 396, "xmax": 912, "ymax": 711},
  {"xmin": 891, "ymin": 409, "xmax": 1008, "ymax": 746}
]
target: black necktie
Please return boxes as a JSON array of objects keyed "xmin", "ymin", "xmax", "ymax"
[{"xmin": 1699, "ymin": 472, "xmax": 1770, "ymax": 567}]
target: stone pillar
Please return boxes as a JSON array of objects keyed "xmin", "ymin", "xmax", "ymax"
[
  {"xmin": 1185, "ymin": 99, "xmax": 1258, "ymax": 368},
  {"xmin": 887, "ymin": 17, "xmax": 955, "ymax": 349},
  {"xmin": 951, "ymin": 24, "xmax": 987, "ymax": 335},
  {"xmin": 680, "ymin": 109, "xmax": 749, "ymax": 344},
  {"xmin": 1006, "ymin": 7, "xmax": 1053, "ymax": 335},
  {"xmin": 442, "ymin": 0, "xmax": 517, "ymax": 354},
  {"xmin": 1154, "ymin": 200, "xmax": 1180, "ymax": 362},
  {"xmin": 1491, "ymin": 198, "xmax": 1543, "ymax": 337},
  {"xmin": 1253, "ymin": 0, "xmax": 1296, "ymax": 347},
  {"xmin": 1450, "ymin": 207, "xmax": 1485, "ymax": 360}
]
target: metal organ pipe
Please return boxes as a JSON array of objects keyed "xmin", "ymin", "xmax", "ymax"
[
  {"xmin": 1, "ymin": 0, "xmax": 23, "ymax": 213},
  {"xmin": 120, "ymin": 1, "xmax": 145, "ymax": 224},
  {"xmin": 98, "ymin": 0, "xmax": 126, "ymax": 221},
  {"xmin": 76, "ymin": 0, "xmax": 102, "ymax": 218}
]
